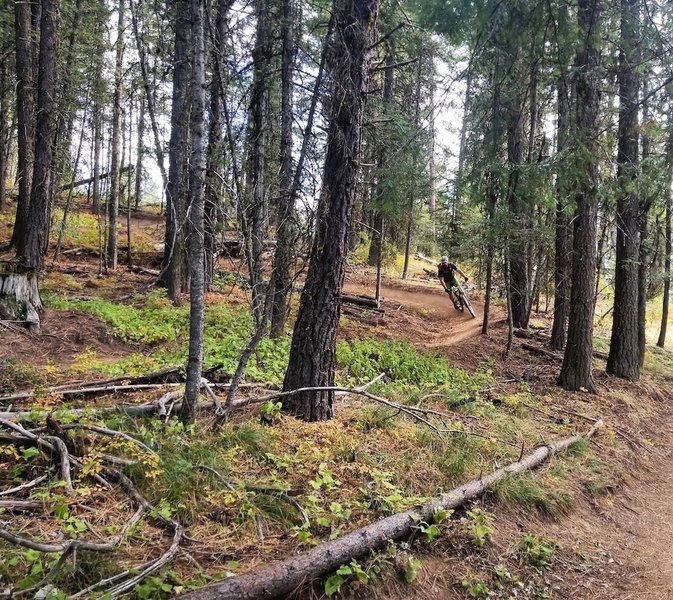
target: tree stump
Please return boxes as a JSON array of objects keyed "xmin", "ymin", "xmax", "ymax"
[{"xmin": 0, "ymin": 261, "xmax": 42, "ymax": 331}]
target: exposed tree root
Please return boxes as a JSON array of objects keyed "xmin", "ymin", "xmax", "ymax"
[{"xmin": 176, "ymin": 421, "xmax": 603, "ymax": 600}]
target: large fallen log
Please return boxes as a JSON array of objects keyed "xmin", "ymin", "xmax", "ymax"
[
  {"xmin": 176, "ymin": 421, "xmax": 603, "ymax": 600},
  {"xmin": 340, "ymin": 293, "xmax": 379, "ymax": 309}
]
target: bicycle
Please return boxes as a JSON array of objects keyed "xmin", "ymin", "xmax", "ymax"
[{"xmin": 447, "ymin": 283, "xmax": 476, "ymax": 319}]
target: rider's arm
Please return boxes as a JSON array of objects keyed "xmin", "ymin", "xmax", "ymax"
[{"xmin": 456, "ymin": 267, "xmax": 468, "ymax": 281}]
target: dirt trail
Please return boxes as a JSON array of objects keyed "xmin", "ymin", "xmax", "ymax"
[
  {"xmin": 343, "ymin": 275, "xmax": 489, "ymax": 349},
  {"xmin": 348, "ymin": 273, "xmax": 673, "ymax": 599},
  {"xmin": 551, "ymin": 415, "xmax": 673, "ymax": 599}
]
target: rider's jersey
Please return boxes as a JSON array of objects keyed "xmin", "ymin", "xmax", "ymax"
[{"xmin": 437, "ymin": 262, "xmax": 458, "ymax": 282}]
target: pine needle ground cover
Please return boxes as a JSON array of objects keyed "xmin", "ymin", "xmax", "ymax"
[{"xmin": 0, "ymin": 282, "xmax": 670, "ymax": 598}]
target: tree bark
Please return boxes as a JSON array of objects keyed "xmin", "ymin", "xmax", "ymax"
[
  {"xmin": 243, "ymin": 0, "xmax": 273, "ymax": 321},
  {"xmin": 181, "ymin": 0, "xmax": 207, "ymax": 424},
  {"xmin": 204, "ymin": 0, "xmax": 230, "ymax": 292},
  {"xmin": 282, "ymin": 0, "xmax": 379, "ymax": 421},
  {"xmin": 161, "ymin": 0, "xmax": 191, "ymax": 303},
  {"xmin": 11, "ymin": 0, "xmax": 36, "ymax": 248},
  {"xmin": 402, "ymin": 40, "xmax": 423, "ymax": 280},
  {"xmin": 175, "ymin": 423, "xmax": 602, "ymax": 600},
  {"xmin": 606, "ymin": 0, "xmax": 640, "ymax": 381},
  {"xmin": 558, "ymin": 0, "xmax": 602, "ymax": 393},
  {"xmin": 550, "ymin": 1, "xmax": 572, "ymax": 351},
  {"xmin": 19, "ymin": 0, "xmax": 58, "ymax": 270},
  {"xmin": 366, "ymin": 49, "xmax": 394, "ymax": 271},
  {"xmin": 134, "ymin": 93, "xmax": 145, "ymax": 209},
  {"xmin": 505, "ymin": 86, "xmax": 529, "ymax": 329},
  {"xmin": 106, "ymin": 0, "xmax": 126, "ymax": 271},
  {"xmin": 657, "ymin": 145, "xmax": 672, "ymax": 348},
  {"xmin": 268, "ymin": 0, "xmax": 298, "ymax": 338},
  {"xmin": 481, "ymin": 65, "xmax": 501, "ymax": 336}
]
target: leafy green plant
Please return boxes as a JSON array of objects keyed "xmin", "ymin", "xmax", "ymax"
[
  {"xmin": 461, "ymin": 576, "xmax": 491, "ymax": 598},
  {"xmin": 464, "ymin": 508, "xmax": 493, "ymax": 548},
  {"xmin": 324, "ymin": 559, "xmax": 369, "ymax": 597},
  {"xmin": 520, "ymin": 534, "xmax": 557, "ymax": 572}
]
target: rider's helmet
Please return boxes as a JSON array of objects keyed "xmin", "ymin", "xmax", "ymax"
[{"xmin": 440, "ymin": 256, "xmax": 449, "ymax": 264}]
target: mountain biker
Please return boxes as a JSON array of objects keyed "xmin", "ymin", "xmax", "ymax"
[{"xmin": 437, "ymin": 256, "xmax": 469, "ymax": 309}]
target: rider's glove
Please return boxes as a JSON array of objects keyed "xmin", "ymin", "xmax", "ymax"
[
  {"xmin": 464, "ymin": 276, "xmax": 469, "ymax": 283},
  {"xmin": 445, "ymin": 288, "xmax": 451, "ymax": 294}
]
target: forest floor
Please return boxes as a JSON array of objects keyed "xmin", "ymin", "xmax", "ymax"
[{"xmin": 1, "ymin": 203, "xmax": 672, "ymax": 599}]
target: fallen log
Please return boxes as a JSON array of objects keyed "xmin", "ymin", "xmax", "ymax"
[
  {"xmin": 176, "ymin": 421, "xmax": 603, "ymax": 600},
  {"xmin": 521, "ymin": 343, "xmax": 562, "ymax": 361},
  {"xmin": 340, "ymin": 293, "xmax": 379, "ymax": 309},
  {"xmin": 0, "ymin": 364, "xmax": 225, "ymax": 402},
  {"xmin": 414, "ymin": 252, "xmax": 437, "ymax": 266},
  {"xmin": 57, "ymin": 165, "xmax": 133, "ymax": 192}
]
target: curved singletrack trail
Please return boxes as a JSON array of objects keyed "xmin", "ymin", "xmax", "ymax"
[{"xmin": 343, "ymin": 276, "xmax": 488, "ymax": 348}]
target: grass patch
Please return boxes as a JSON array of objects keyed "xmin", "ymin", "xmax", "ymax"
[{"xmin": 491, "ymin": 472, "xmax": 575, "ymax": 517}]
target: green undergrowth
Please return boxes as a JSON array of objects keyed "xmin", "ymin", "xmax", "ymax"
[{"xmin": 42, "ymin": 290, "xmax": 497, "ymax": 392}]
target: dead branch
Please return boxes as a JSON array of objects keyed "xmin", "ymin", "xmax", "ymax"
[
  {"xmin": 176, "ymin": 422, "xmax": 603, "ymax": 600},
  {"xmin": 0, "ymin": 474, "xmax": 49, "ymax": 496},
  {"xmin": 0, "ymin": 506, "xmax": 147, "ymax": 553},
  {"xmin": 0, "ymin": 500, "xmax": 43, "ymax": 512}
]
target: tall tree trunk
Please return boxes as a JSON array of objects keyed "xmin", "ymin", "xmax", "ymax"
[
  {"xmin": 106, "ymin": 0, "xmax": 126, "ymax": 271},
  {"xmin": 203, "ymin": 0, "xmax": 225, "ymax": 292},
  {"xmin": 550, "ymin": 1, "xmax": 572, "ymax": 350},
  {"xmin": 91, "ymin": 100, "xmax": 102, "ymax": 214},
  {"xmin": 481, "ymin": 64, "xmax": 502, "ymax": 336},
  {"xmin": 606, "ymin": 0, "xmax": 640, "ymax": 381},
  {"xmin": 282, "ymin": 0, "xmax": 378, "ymax": 421},
  {"xmin": 505, "ymin": 88, "xmax": 529, "ymax": 329},
  {"xmin": 134, "ymin": 93, "xmax": 145, "ymax": 209},
  {"xmin": 161, "ymin": 0, "xmax": 191, "ymax": 302},
  {"xmin": 366, "ymin": 50, "xmax": 394, "ymax": 271},
  {"xmin": 129, "ymin": 0, "xmax": 167, "ymax": 190},
  {"xmin": 243, "ymin": 0, "xmax": 272, "ymax": 321},
  {"xmin": 558, "ymin": 0, "xmax": 602, "ymax": 393},
  {"xmin": 11, "ymin": 0, "xmax": 36, "ymax": 248},
  {"xmin": 657, "ymin": 130, "xmax": 673, "ymax": 348},
  {"xmin": 269, "ymin": 0, "xmax": 298, "ymax": 338},
  {"xmin": 402, "ymin": 38, "xmax": 423, "ymax": 280},
  {"xmin": 182, "ymin": 0, "xmax": 207, "ymax": 425},
  {"xmin": 0, "ymin": 60, "xmax": 7, "ymax": 213},
  {"xmin": 637, "ymin": 74, "xmax": 653, "ymax": 365},
  {"xmin": 19, "ymin": 0, "xmax": 58, "ymax": 270}
]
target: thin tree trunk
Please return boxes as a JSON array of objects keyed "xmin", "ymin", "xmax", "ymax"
[
  {"xmin": 558, "ymin": 0, "xmax": 602, "ymax": 393},
  {"xmin": 203, "ymin": 0, "xmax": 229, "ymax": 292},
  {"xmin": 11, "ymin": 0, "xmax": 36, "ymax": 248},
  {"xmin": 481, "ymin": 64, "xmax": 501, "ymax": 336},
  {"xmin": 550, "ymin": 4, "xmax": 571, "ymax": 350},
  {"xmin": 366, "ymin": 50, "xmax": 394, "ymax": 271},
  {"xmin": 161, "ymin": 0, "xmax": 191, "ymax": 303},
  {"xmin": 243, "ymin": 0, "xmax": 272, "ymax": 321},
  {"xmin": 657, "ymin": 134, "xmax": 673, "ymax": 348},
  {"xmin": 182, "ymin": 0, "xmax": 207, "ymax": 424},
  {"xmin": 402, "ymin": 39, "xmax": 422, "ymax": 280},
  {"xmin": 19, "ymin": 0, "xmax": 58, "ymax": 270},
  {"xmin": 106, "ymin": 0, "xmax": 126, "ymax": 271},
  {"xmin": 134, "ymin": 93, "xmax": 145, "ymax": 209},
  {"xmin": 129, "ymin": 0, "xmax": 167, "ymax": 190},
  {"xmin": 269, "ymin": 0, "xmax": 298, "ymax": 338},
  {"xmin": 606, "ymin": 0, "xmax": 640, "ymax": 381},
  {"xmin": 282, "ymin": 0, "xmax": 379, "ymax": 421},
  {"xmin": 0, "ymin": 60, "xmax": 7, "ymax": 213}
]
